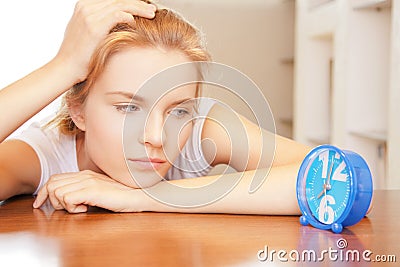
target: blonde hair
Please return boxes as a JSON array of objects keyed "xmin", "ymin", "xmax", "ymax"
[{"xmin": 49, "ymin": 6, "xmax": 210, "ymax": 135}]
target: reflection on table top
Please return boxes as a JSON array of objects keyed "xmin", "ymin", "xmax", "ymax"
[{"xmin": 0, "ymin": 190, "xmax": 398, "ymax": 266}]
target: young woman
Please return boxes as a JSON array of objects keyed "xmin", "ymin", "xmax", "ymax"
[{"xmin": 0, "ymin": 0, "xmax": 310, "ymax": 214}]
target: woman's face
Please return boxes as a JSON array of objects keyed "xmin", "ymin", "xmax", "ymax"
[{"xmin": 79, "ymin": 47, "xmax": 197, "ymax": 188}]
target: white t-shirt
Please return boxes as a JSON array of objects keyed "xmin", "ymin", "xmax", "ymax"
[{"xmin": 11, "ymin": 99, "xmax": 216, "ymax": 195}]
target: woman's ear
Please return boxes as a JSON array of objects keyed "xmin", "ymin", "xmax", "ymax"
[{"xmin": 68, "ymin": 104, "xmax": 86, "ymax": 131}]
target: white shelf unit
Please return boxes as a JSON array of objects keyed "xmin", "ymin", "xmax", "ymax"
[{"xmin": 294, "ymin": 0, "xmax": 400, "ymax": 189}]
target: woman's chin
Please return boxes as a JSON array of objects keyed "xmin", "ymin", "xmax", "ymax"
[{"xmin": 121, "ymin": 171, "xmax": 166, "ymax": 189}]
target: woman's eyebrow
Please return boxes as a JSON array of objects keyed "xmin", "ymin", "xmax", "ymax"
[
  {"xmin": 105, "ymin": 91, "xmax": 144, "ymax": 102},
  {"xmin": 170, "ymin": 98, "xmax": 195, "ymax": 106},
  {"xmin": 105, "ymin": 91, "xmax": 194, "ymax": 106}
]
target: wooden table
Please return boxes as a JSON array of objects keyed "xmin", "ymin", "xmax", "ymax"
[{"xmin": 0, "ymin": 190, "xmax": 398, "ymax": 266}]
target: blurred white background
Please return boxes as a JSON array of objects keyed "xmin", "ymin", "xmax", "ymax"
[{"xmin": 0, "ymin": 0, "xmax": 76, "ymax": 136}]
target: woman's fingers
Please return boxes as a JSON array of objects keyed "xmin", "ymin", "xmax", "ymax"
[
  {"xmin": 32, "ymin": 184, "xmax": 49, "ymax": 209},
  {"xmin": 49, "ymin": 179, "xmax": 86, "ymax": 210},
  {"xmin": 75, "ymin": 0, "xmax": 156, "ymax": 17},
  {"xmin": 116, "ymin": 0, "xmax": 157, "ymax": 18},
  {"xmin": 33, "ymin": 170, "xmax": 140, "ymax": 213},
  {"xmin": 81, "ymin": 0, "xmax": 156, "ymax": 18},
  {"xmin": 33, "ymin": 172, "xmax": 86, "ymax": 209},
  {"xmin": 62, "ymin": 189, "xmax": 92, "ymax": 213},
  {"xmin": 74, "ymin": 0, "xmax": 155, "ymax": 30},
  {"xmin": 53, "ymin": 180, "xmax": 94, "ymax": 211},
  {"xmin": 55, "ymin": 0, "xmax": 156, "ymax": 82}
]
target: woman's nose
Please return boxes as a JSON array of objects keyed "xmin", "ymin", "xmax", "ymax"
[{"xmin": 139, "ymin": 112, "xmax": 165, "ymax": 148}]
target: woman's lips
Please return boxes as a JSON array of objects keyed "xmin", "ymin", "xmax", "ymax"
[{"xmin": 127, "ymin": 157, "xmax": 167, "ymax": 170}]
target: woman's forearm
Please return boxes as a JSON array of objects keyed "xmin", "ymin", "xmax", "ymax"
[
  {"xmin": 0, "ymin": 58, "xmax": 78, "ymax": 142},
  {"xmin": 138, "ymin": 164, "xmax": 302, "ymax": 215}
]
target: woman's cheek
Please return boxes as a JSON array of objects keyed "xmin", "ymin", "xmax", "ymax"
[{"xmin": 85, "ymin": 107, "xmax": 126, "ymax": 170}]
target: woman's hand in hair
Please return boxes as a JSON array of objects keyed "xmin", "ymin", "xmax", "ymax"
[
  {"xmin": 33, "ymin": 170, "xmax": 145, "ymax": 213},
  {"xmin": 54, "ymin": 0, "xmax": 156, "ymax": 83}
]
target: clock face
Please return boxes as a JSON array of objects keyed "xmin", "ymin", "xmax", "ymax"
[{"xmin": 304, "ymin": 148, "xmax": 352, "ymax": 225}]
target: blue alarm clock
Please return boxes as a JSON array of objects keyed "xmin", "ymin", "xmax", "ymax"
[{"xmin": 296, "ymin": 145, "xmax": 373, "ymax": 233}]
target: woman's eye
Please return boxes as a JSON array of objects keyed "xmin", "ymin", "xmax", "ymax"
[
  {"xmin": 115, "ymin": 104, "xmax": 140, "ymax": 113},
  {"xmin": 169, "ymin": 108, "xmax": 191, "ymax": 118}
]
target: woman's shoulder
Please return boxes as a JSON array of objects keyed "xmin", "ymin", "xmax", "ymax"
[{"xmin": 9, "ymin": 118, "xmax": 73, "ymax": 145}]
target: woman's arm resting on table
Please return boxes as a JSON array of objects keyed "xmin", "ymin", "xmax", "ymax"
[
  {"xmin": 32, "ymin": 104, "xmax": 311, "ymax": 215},
  {"xmin": 139, "ymin": 165, "xmax": 304, "ymax": 215},
  {"xmin": 34, "ymin": 165, "xmax": 299, "ymax": 215},
  {"xmin": 32, "ymin": 166, "xmax": 303, "ymax": 215}
]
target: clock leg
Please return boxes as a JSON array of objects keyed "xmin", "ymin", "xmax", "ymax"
[
  {"xmin": 300, "ymin": 215, "xmax": 309, "ymax": 226},
  {"xmin": 331, "ymin": 223, "xmax": 343, "ymax": 234}
]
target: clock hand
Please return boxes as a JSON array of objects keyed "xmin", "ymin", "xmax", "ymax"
[
  {"xmin": 317, "ymin": 184, "xmax": 327, "ymax": 199},
  {"xmin": 325, "ymin": 155, "xmax": 334, "ymax": 190},
  {"xmin": 317, "ymin": 156, "xmax": 335, "ymax": 199},
  {"xmin": 324, "ymin": 185, "xmax": 328, "ymax": 217}
]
